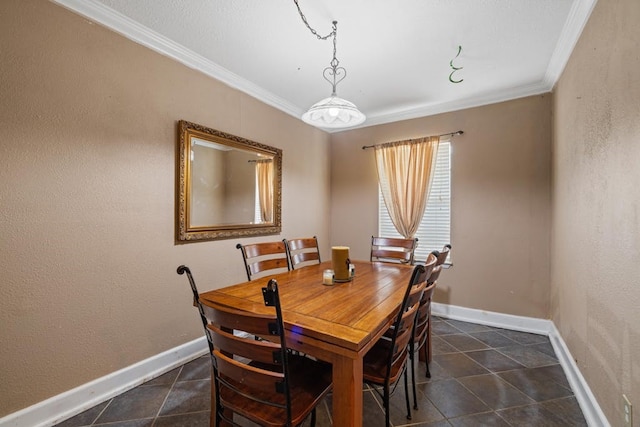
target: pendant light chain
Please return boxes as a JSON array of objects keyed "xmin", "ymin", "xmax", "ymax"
[
  {"xmin": 293, "ymin": 1, "xmax": 342, "ymax": 95},
  {"xmin": 294, "ymin": 0, "xmax": 366, "ymax": 128},
  {"xmin": 293, "ymin": 0, "xmax": 335, "ymax": 40}
]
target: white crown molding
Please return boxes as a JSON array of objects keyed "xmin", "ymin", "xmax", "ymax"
[
  {"xmin": 50, "ymin": 0, "xmax": 304, "ymax": 120},
  {"xmin": 543, "ymin": 0, "xmax": 599, "ymax": 90},
  {"xmin": 50, "ymin": 0, "xmax": 596, "ymax": 133},
  {"xmin": 355, "ymin": 81, "xmax": 551, "ymax": 132},
  {"xmin": 0, "ymin": 337, "xmax": 207, "ymax": 427}
]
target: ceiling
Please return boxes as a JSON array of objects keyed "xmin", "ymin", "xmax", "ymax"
[{"xmin": 53, "ymin": 0, "xmax": 597, "ymax": 132}]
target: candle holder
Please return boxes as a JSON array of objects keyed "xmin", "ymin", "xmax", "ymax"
[{"xmin": 322, "ymin": 269, "xmax": 335, "ymax": 286}]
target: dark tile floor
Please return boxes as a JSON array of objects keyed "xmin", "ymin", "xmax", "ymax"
[{"xmin": 55, "ymin": 317, "xmax": 587, "ymax": 426}]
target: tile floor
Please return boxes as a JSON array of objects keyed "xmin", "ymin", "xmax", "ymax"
[{"xmin": 55, "ymin": 317, "xmax": 587, "ymax": 426}]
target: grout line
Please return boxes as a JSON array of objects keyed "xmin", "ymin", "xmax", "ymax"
[
  {"xmin": 60, "ymin": 318, "xmax": 585, "ymax": 427},
  {"xmin": 89, "ymin": 400, "xmax": 112, "ymax": 426},
  {"xmin": 151, "ymin": 364, "xmax": 185, "ymax": 425}
]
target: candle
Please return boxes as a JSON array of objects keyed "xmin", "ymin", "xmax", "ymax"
[
  {"xmin": 322, "ymin": 269, "xmax": 334, "ymax": 285},
  {"xmin": 332, "ymin": 246, "xmax": 351, "ymax": 281}
]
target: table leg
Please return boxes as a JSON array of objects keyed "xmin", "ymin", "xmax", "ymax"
[{"xmin": 331, "ymin": 353, "xmax": 363, "ymax": 427}]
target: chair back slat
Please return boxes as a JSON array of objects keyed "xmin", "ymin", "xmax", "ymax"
[
  {"xmin": 427, "ymin": 264, "xmax": 442, "ymax": 285},
  {"xmin": 249, "ymin": 258, "xmax": 290, "ymax": 276},
  {"xmin": 236, "ymin": 241, "xmax": 290, "ymax": 280},
  {"xmin": 413, "ymin": 282, "xmax": 436, "ymax": 342},
  {"xmin": 390, "ymin": 298, "xmax": 421, "ymax": 363},
  {"xmin": 432, "ymin": 244, "xmax": 451, "ymax": 266},
  {"xmin": 292, "ymin": 251, "xmax": 320, "ymax": 265},
  {"xmin": 209, "ymin": 324, "xmax": 281, "ymax": 365},
  {"xmin": 244, "ymin": 241, "xmax": 288, "ymax": 258},
  {"xmin": 213, "ymin": 349, "xmax": 285, "ymax": 396},
  {"xmin": 370, "ymin": 236, "xmax": 418, "ymax": 265},
  {"xmin": 201, "ymin": 303, "xmax": 278, "ymax": 336},
  {"xmin": 284, "ymin": 236, "xmax": 321, "ymax": 269}
]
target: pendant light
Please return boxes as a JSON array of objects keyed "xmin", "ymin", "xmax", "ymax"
[{"xmin": 294, "ymin": 3, "xmax": 366, "ymax": 129}]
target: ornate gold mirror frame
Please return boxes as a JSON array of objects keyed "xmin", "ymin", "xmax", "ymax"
[{"xmin": 177, "ymin": 120, "xmax": 282, "ymax": 242}]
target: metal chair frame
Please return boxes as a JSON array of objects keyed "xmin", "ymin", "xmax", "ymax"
[
  {"xmin": 363, "ymin": 264, "xmax": 428, "ymax": 427},
  {"xmin": 177, "ymin": 266, "xmax": 331, "ymax": 426}
]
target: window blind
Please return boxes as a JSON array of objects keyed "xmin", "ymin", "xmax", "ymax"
[
  {"xmin": 378, "ymin": 140, "xmax": 451, "ymax": 263},
  {"xmin": 254, "ymin": 172, "xmax": 261, "ymax": 223}
]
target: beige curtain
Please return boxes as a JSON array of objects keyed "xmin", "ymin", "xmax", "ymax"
[
  {"xmin": 374, "ymin": 136, "xmax": 440, "ymax": 238},
  {"xmin": 256, "ymin": 160, "xmax": 273, "ymax": 223}
]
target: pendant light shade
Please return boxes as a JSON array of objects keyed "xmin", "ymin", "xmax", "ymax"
[
  {"xmin": 301, "ymin": 95, "xmax": 366, "ymax": 129},
  {"xmin": 293, "ymin": 11, "xmax": 366, "ymax": 130}
]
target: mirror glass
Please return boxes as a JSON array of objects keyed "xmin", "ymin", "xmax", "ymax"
[{"xmin": 177, "ymin": 120, "xmax": 282, "ymax": 242}]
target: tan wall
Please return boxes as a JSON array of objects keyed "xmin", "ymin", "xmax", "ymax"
[
  {"xmin": 330, "ymin": 95, "xmax": 552, "ymax": 318},
  {"xmin": 0, "ymin": 0, "xmax": 331, "ymax": 416},
  {"xmin": 551, "ymin": 0, "xmax": 640, "ymax": 423}
]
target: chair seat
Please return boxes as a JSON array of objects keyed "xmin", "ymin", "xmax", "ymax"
[
  {"xmin": 219, "ymin": 355, "xmax": 332, "ymax": 427},
  {"xmin": 363, "ymin": 339, "xmax": 407, "ymax": 386}
]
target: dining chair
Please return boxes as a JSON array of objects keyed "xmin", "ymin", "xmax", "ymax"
[
  {"xmin": 283, "ymin": 236, "xmax": 321, "ymax": 269},
  {"xmin": 362, "ymin": 264, "xmax": 428, "ymax": 427},
  {"xmin": 433, "ymin": 243, "xmax": 452, "ymax": 266},
  {"xmin": 236, "ymin": 241, "xmax": 290, "ymax": 281},
  {"xmin": 420, "ymin": 261, "xmax": 442, "ymax": 367},
  {"xmin": 177, "ymin": 266, "xmax": 332, "ymax": 427},
  {"xmin": 409, "ymin": 253, "xmax": 439, "ymax": 409},
  {"xmin": 370, "ymin": 236, "xmax": 419, "ymax": 265}
]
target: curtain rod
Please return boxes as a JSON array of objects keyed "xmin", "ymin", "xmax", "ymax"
[{"xmin": 361, "ymin": 130, "xmax": 464, "ymax": 150}]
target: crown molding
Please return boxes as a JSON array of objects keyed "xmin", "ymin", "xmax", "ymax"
[
  {"xmin": 350, "ymin": 81, "xmax": 551, "ymax": 132},
  {"xmin": 543, "ymin": 0, "xmax": 599, "ymax": 90},
  {"xmin": 51, "ymin": 0, "xmax": 596, "ymax": 133},
  {"xmin": 50, "ymin": 0, "xmax": 304, "ymax": 120}
]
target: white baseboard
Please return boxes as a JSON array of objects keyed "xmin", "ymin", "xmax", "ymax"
[
  {"xmin": 2, "ymin": 305, "xmax": 610, "ymax": 427},
  {"xmin": 431, "ymin": 302, "xmax": 610, "ymax": 427},
  {"xmin": 431, "ymin": 302, "xmax": 554, "ymax": 335},
  {"xmin": 0, "ymin": 337, "xmax": 208, "ymax": 427},
  {"xmin": 548, "ymin": 323, "xmax": 610, "ymax": 427}
]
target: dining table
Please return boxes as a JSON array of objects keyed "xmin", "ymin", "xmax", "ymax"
[{"xmin": 199, "ymin": 259, "xmax": 415, "ymax": 427}]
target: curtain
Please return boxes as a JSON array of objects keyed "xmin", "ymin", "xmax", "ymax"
[
  {"xmin": 374, "ymin": 136, "xmax": 440, "ymax": 239},
  {"xmin": 256, "ymin": 160, "xmax": 273, "ymax": 223}
]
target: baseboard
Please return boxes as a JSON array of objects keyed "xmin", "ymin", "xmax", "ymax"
[
  {"xmin": 431, "ymin": 302, "xmax": 553, "ymax": 335},
  {"xmin": 0, "ymin": 337, "xmax": 208, "ymax": 427},
  {"xmin": 548, "ymin": 323, "xmax": 610, "ymax": 427},
  {"xmin": 432, "ymin": 302, "xmax": 610, "ymax": 427},
  {"xmin": 2, "ymin": 306, "xmax": 610, "ymax": 427}
]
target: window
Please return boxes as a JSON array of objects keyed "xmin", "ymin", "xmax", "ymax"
[
  {"xmin": 254, "ymin": 172, "xmax": 261, "ymax": 223},
  {"xmin": 378, "ymin": 140, "xmax": 450, "ymax": 263}
]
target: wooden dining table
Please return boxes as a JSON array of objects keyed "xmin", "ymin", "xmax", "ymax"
[{"xmin": 199, "ymin": 260, "xmax": 415, "ymax": 427}]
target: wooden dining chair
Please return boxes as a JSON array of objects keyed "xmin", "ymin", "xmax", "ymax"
[
  {"xmin": 283, "ymin": 236, "xmax": 321, "ymax": 269},
  {"xmin": 370, "ymin": 236, "xmax": 419, "ymax": 265},
  {"xmin": 362, "ymin": 264, "xmax": 428, "ymax": 427},
  {"xmin": 177, "ymin": 266, "xmax": 332, "ymax": 427},
  {"xmin": 433, "ymin": 243, "xmax": 452, "ymax": 266},
  {"xmin": 408, "ymin": 253, "xmax": 439, "ymax": 409},
  {"xmin": 236, "ymin": 241, "xmax": 290, "ymax": 281}
]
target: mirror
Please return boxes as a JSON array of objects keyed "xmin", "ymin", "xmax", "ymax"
[{"xmin": 177, "ymin": 120, "xmax": 282, "ymax": 242}]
